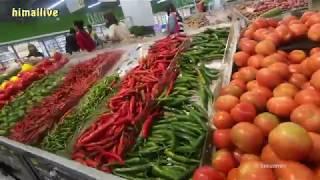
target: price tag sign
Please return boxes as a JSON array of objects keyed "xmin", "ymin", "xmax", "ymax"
[{"xmin": 65, "ymin": 0, "xmax": 85, "ymax": 13}]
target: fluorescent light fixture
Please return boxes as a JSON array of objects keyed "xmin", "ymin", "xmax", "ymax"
[
  {"xmin": 48, "ymin": 0, "xmax": 65, "ymax": 9},
  {"xmin": 88, "ymin": 2, "xmax": 101, "ymax": 8},
  {"xmin": 157, "ymin": 0, "xmax": 167, "ymax": 4}
]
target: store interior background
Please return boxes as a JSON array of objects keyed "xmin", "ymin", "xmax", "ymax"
[{"xmin": 0, "ymin": 0, "xmax": 199, "ymax": 68}]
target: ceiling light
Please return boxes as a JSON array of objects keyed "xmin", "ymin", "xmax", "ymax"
[
  {"xmin": 88, "ymin": 2, "xmax": 101, "ymax": 8},
  {"xmin": 48, "ymin": 0, "xmax": 65, "ymax": 9}
]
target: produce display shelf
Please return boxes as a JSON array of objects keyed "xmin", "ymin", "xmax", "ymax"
[
  {"xmin": 0, "ymin": 137, "xmax": 122, "ymax": 180},
  {"xmin": 0, "ymin": 45, "xmax": 145, "ymax": 180},
  {"xmin": 0, "ymin": 36, "xmax": 183, "ymax": 179},
  {"xmin": 0, "ymin": 23, "xmax": 236, "ymax": 179},
  {"xmin": 199, "ymin": 20, "xmax": 242, "ymax": 166}
]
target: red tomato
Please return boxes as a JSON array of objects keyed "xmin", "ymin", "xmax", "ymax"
[
  {"xmin": 232, "ymin": 72, "xmax": 241, "ymax": 80},
  {"xmin": 265, "ymin": 32, "xmax": 281, "ymax": 46},
  {"xmin": 254, "ymin": 112, "xmax": 280, "ymax": 136},
  {"xmin": 308, "ymin": 23, "xmax": 320, "ymax": 42},
  {"xmin": 288, "ymin": 64, "xmax": 301, "ymax": 73},
  {"xmin": 253, "ymin": 29, "xmax": 269, "ymax": 41},
  {"xmin": 307, "ymin": 52, "xmax": 320, "ymax": 73},
  {"xmin": 294, "ymin": 89, "xmax": 320, "ymax": 106},
  {"xmin": 306, "ymin": 13, "xmax": 320, "ymax": 27},
  {"xmin": 289, "ymin": 23, "xmax": 308, "ymax": 37},
  {"xmin": 275, "ymin": 24, "xmax": 292, "ymax": 42},
  {"xmin": 230, "ymin": 79, "xmax": 246, "ymax": 91},
  {"xmin": 289, "ymin": 50, "xmax": 306, "ymax": 64},
  {"xmin": 247, "ymin": 55, "xmax": 263, "ymax": 69},
  {"xmin": 315, "ymin": 167, "xmax": 320, "ymax": 180},
  {"xmin": 289, "ymin": 73, "xmax": 308, "ymax": 88},
  {"xmin": 230, "ymin": 102, "xmax": 257, "ymax": 122},
  {"xmin": 251, "ymin": 86, "xmax": 273, "ymax": 100},
  {"xmin": 227, "ymin": 168, "xmax": 239, "ymax": 180},
  {"xmin": 233, "ymin": 148, "xmax": 243, "ymax": 163},
  {"xmin": 280, "ymin": 15, "xmax": 297, "ymax": 25},
  {"xmin": 215, "ymin": 95, "xmax": 239, "ymax": 112},
  {"xmin": 308, "ymin": 132, "xmax": 320, "ymax": 163},
  {"xmin": 310, "ymin": 47, "xmax": 320, "ymax": 55},
  {"xmin": 260, "ymin": 145, "xmax": 281, "ymax": 164},
  {"xmin": 273, "ymin": 83, "xmax": 298, "ymax": 98},
  {"xmin": 310, "ymin": 69, "xmax": 320, "ymax": 90},
  {"xmin": 237, "ymin": 160, "xmax": 276, "ymax": 180},
  {"xmin": 231, "ymin": 122, "xmax": 264, "ymax": 153},
  {"xmin": 261, "ymin": 54, "xmax": 279, "ymax": 67},
  {"xmin": 267, "ymin": 97, "xmax": 297, "ymax": 117},
  {"xmin": 192, "ymin": 166, "xmax": 225, "ymax": 180},
  {"xmin": 240, "ymin": 154, "xmax": 260, "ymax": 163},
  {"xmin": 237, "ymin": 67, "xmax": 257, "ymax": 82},
  {"xmin": 301, "ymin": 11, "xmax": 316, "ymax": 23},
  {"xmin": 268, "ymin": 62, "xmax": 290, "ymax": 79},
  {"xmin": 240, "ymin": 91, "xmax": 267, "ymax": 111},
  {"xmin": 239, "ymin": 39, "xmax": 257, "ymax": 54},
  {"xmin": 291, "ymin": 104, "xmax": 320, "ymax": 133},
  {"xmin": 275, "ymin": 161, "xmax": 315, "ymax": 180},
  {"xmin": 234, "ymin": 51, "xmax": 250, "ymax": 67},
  {"xmin": 256, "ymin": 68, "xmax": 283, "ymax": 89},
  {"xmin": 252, "ymin": 18, "xmax": 269, "ymax": 28},
  {"xmin": 268, "ymin": 122, "xmax": 312, "ymax": 161},
  {"xmin": 213, "ymin": 129, "xmax": 234, "ymax": 149},
  {"xmin": 243, "ymin": 28, "xmax": 255, "ymax": 39},
  {"xmin": 300, "ymin": 58, "xmax": 313, "ymax": 77},
  {"xmin": 220, "ymin": 84, "xmax": 244, "ymax": 97},
  {"xmin": 212, "ymin": 149, "xmax": 238, "ymax": 175},
  {"xmin": 277, "ymin": 50, "xmax": 288, "ymax": 60},
  {"xmin": 302, "ymin": 82, "xmax": 315, "ymax": 90},
  {"xmin": 212, "ymin": 111, "xmax": 235, "ymax": 129},
  {"xmin": 246, "ymin": 80, "xmax": 259, "ymax": 91},
  {"xmin": 255, "ymin": 40, "xmax": 276, "ymax": 56}
]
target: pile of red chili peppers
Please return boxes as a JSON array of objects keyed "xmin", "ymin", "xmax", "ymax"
[
  {"xmin": 0, "ymin": 53, "xmax": 67, "ymax": 109},
  {"xmin": 72, "ymin": 34, "xmax": 186, "ymax": 172},
  {"xmin": 9, "ymin": 51, "xmax": 123, "ymax": 144}
]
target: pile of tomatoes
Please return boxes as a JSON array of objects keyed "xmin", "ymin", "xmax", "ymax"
[{"xmin": 193, "ymin": 11, "xmax": 320, "ymax": 180}]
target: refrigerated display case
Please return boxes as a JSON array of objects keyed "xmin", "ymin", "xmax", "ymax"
[{"xmin": 0, "ymin": 24, "xmax": 107, "ymax": 69}]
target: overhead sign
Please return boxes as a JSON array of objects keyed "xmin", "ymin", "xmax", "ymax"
[{"xmin": 65, "ymin": 0, "xmax": 85, "ymax": 13}]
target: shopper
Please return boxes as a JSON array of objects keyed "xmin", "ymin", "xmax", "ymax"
[
  {"xmin": 87, "ymin": 25, "xmax": 103, "ymax": 47},
  {"xmin": 74, "ymin": 20, "xmax": 96, "ymax": 52},
  {"xmin": 104, "ymin": 12, "xmax": 132, "ymax": 42},
  {"xmin": 167, "ymin": 3, "xmax": 184, "ymax": 34},
  {"xmin": 196, "ymin": 0, "xmax": 206, "ymax": 12},
  {"xmin": 66, "ymin": 28, "xmax": 80, "ymax": 54},
  {"xmin": 27, "ymin": 44, "xmax": 44, "ymax": 58},
  {"xmin": 3, "ymin": 59, "xmax": 21, "ymax": 76}
]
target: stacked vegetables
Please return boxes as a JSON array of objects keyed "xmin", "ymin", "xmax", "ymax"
[
  {"xmin": 0, "ymin": 72, "xmax": 64, "ymax": 136},
  {"xmin": 193, "ymin": 11, "xmax": 320, "ymax": 180},
  {"xmin": 9, "ymin": 51, "xmax": 123, "ymax": 144},
  {"xmin": 112, "ymin": 29, "xmax": 228, "ymax": 179},
  {"xmin": 0, "ymin": 54, "xmax": 67, "ymax": 108},
  {"xmin": 71, "ymin": 34, "xmax": 186, "ymax": 172},
  {"xmin": 41, "ymin": 75, "xmax": 120, "ymax": 153}
]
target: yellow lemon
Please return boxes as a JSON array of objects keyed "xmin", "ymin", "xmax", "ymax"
[
  {"xmin": 0, "ymin": 81, "xmax": 9, "ymax": 90},
  {"xmin": 21, "ymin": 64, "xmax": 34, "ymax": 72},
  {"xmin": 10, "ymin": 76, "xmax": 19, "ymax": 82}
]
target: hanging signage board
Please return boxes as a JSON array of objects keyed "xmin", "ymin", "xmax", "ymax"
[
  {"xmin": 119, "ymin": 0, "xmax": 154, "ymax": 26},
  {"xmin": 66, "ymin": 0, "xmax": 85, "ymax": 13}
]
